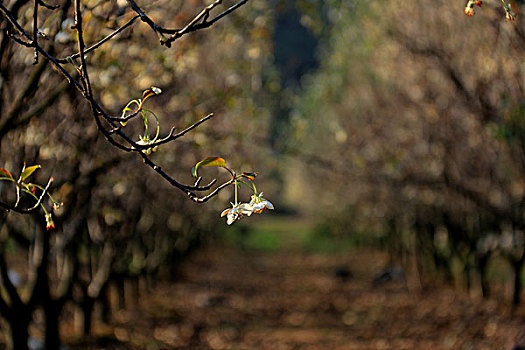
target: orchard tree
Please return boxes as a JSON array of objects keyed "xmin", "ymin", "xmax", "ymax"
[{"xmin": 0, "ymin": 0, "xmax": 275, "ymax": 348}]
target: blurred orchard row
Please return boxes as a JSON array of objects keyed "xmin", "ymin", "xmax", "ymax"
[
  {"xmin": 0, "ymin": 0, "xmax": 523, "ymax": 349},
  {"xmin": 290, "ymin": 0, "xmax": 525, "ymax": 305}
]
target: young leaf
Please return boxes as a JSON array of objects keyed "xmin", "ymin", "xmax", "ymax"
[
  {"xmin": 21, "ymin": 165, "xmax": 41, "ymax": 182},
  {"xmin": 192, "ymin": 157, "xmax": 227, "ymax": 178},
  {"xmin": 142, "ymin": 86, "xmax": 162, "ymax": 104},
  {"xmin": 0, "ymin": 168, "xmax": 13, "ymax": 179},
  {"xmin": 240, "ymin": 172, "xmax": 258, "ymax": 181}
]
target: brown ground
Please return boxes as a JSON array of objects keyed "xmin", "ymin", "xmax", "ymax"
[{"xmin": 68, "ymin": 245, "xmax": 525, "ymax": 350}]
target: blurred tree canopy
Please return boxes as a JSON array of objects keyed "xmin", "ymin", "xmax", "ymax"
[{"xmin": 291, "ymin": 0, "xmax": 525, "ymax": 301}]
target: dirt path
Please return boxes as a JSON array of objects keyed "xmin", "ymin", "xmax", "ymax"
[{"xmin": 103, "ymin": 246, "xmax": 524, "ymax": 349}]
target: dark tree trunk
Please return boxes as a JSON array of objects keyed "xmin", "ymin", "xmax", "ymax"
[
  {"xmin": 6, "ymin": 315, "xmax": 31, "ymax": 350},
  {"xmin": 99, "ymin": 284, "xmax": 111, "ymax": 324},
  {"xmin": 115, "ymin": 276, "xmax": 125, "ymax": 310},
  {"xmin": 464, "ymin": 257, "xmax": 473, "ymax": 292},
  {"xmin": 433, "ymin": 252, "xmax": 454, "ymax": 283},
  {"xmin": 170, "ymin": 251, "xmax": 183, "ymax": 281},
  {"xmin": 478, "ymin": 254, "xmax": 490, "ymax": 298},
  {"xmin": 82, "ymin": 297, "xmax": 95, "ymax": 336},
  {"xmin": 44, "ymin": 301, "xmax": 62, "ymax": 350},
  {"xmin": 127, "ymin": 277, "xmax": 139, "ymax": 306},
  {"xmin": 512, "ymin": 257, "xmax": 525, "ymax": 306}
]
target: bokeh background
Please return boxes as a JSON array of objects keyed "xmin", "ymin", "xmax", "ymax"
[{"xmin": 0, "ymin": 0, "xmax": 525, "ymax": 349}]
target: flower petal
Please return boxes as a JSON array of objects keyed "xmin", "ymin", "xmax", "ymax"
[
  {"xmin": 263, "ymin": 200, "xmax": 274, "ymax": 210},
  {"xmin": 238, "ymin": 203, "xmax": 254, "ymax": 216},
  {"xmin": 227, "ymin": 212, "xmax": 238, "ymax": 225}
]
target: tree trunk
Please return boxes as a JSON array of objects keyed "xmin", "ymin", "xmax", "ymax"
[
  {"xmin": 478, "ymin": 254, "xmax": 490, "ymax": 298},
  {"xmin": 464, "ymin": 258, "xmax": 472, "ymax": 293},
  {"xmin": 82, "ymin": 297, "xmax": 95, "ymax": 336},
  {"xmin": 99, "ymin": 284, "xmax": 111, "ymax": 324},
  {"xmin": 44, "ymin": 301, "xmax": 62, "ymax": 350},
  {"xmin": 127, "ymin": 277, "xmax": 139, "ymax": 306},
  {"xmin": 512, "ymin": 257, "xmax": 524, "ymax": 306},
  {"xmin": 115, "ymin": 276, "xmax": 125, "ymax": 310}
]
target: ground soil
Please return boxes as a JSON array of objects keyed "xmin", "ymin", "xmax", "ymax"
[{"xmin": 64, "ymin": 245, "xmax": 525, "ymax": 350}]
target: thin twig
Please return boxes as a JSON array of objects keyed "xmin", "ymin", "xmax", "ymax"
[
  {"xmin": 138, "ymin": 151, "xmax": 217, "ymax": 193},
  {"xmin": 0, "ymin": 177, "xmax": 53, "ymax": 213},
  {"xmin": 108, "ymin": 108, "xmax": 141, "ymax": 123},
  {"xmin": 33, "ymin": 0, "xmax": 39, "ymax": 64},
  {"xmin": 126, "ymin": 0, "xmax": 166, "ymax": 41},
  {"xmin": 6, "ymin": 30, "xmax": 33, "ymax": 47},
  {"xmin": 0, "ymin": 2, "xmax": 84, "ymax": 89},
  {"xmin": 133, "ymin": 113, "xmax": 215, "ymax": 150},
  {"xmin": 188, "ymin": 178, "xmax": 234, "ymax": 203},
  {"xmin": 126, "ymin": 0, "xmax": 249, "ymax": 47},
  {"xmin": 163, "ymin": 0, "xmax": 248, "ymax": 47},
  {"xmin": 38, "ymin": 0, "xmax": 60, "ymax": 10},
  {"xmin": 57, "ymin": 15, "xmax": 139, "ymax": 63},
  {"xmin": 74, "ymin": 0, "xmax": 92, "ymax": 96}
]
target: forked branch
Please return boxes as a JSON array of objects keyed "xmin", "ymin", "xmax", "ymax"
[{"xmin": 0, "ymin": 0, "xmax": 252, "ymax": 204}]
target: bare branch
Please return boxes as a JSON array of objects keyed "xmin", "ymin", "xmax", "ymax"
[
  {"xmin": 134, "ymin": 113, "xmax": 215, "ymax": 150},
  {"xmin": 0, "ymin": 0, "xmax": 249, "ymax": 202},
  {"xmin": 126, "ymin": 0, "xmax": 167, "ymax": 40},
  {"xmin": 0, "ymin": 177, "xmax": 53, "ymax": 214},
  {"xmin": 108, "ymin": 108, "xmax": 141, "ymax": 124},
  {"xmin": 6, "ymin": 30, "xmax": 33, "ymax": 47},
  {"xmin": 38, "ymin": 0, "xmax": 59, "ymax": 10},
  {"xmin": 126, "ymin": 0, "xmax": 249, "ymax": 47},
  {"xmin": 57, "ymin": 15, "xmax": 139, "ymax": 64},
  {"xmin": 163, "ymin": 0, "xmax": 248, "ymax": 47},
  {"xmin": 0, "ymin": 178, "xmax": 53, "ymax": 214},
  {"xmin": 138, "ymin": 151, "xmax": 217, "ymax": 193},
  {"xmin": 73, "ymin": 0, "xmax": 92, "ymax": 96},
  {"xmin": 188, "ymin": 178, "xmax": 235, "ymax": 203},
  {"xmin": 33, "ymin": 0, "xmax": 39, "ymax": 64},
  {"xmin": 0, "ymin": 1, "xmax": 33, "ymax": 42}
]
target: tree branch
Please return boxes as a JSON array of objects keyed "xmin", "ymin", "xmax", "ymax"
[
  {"xmin": 0, "ymin": 0, "xmax": 248, "ymax": 202},
  {"xmin": 126, "ymin": 0, "xmax": 249, "ymax": 47},
  {"xmin": 57, "ymin": 15, "xmax": 139, "ymax": 64},
  {"xmin": 0, "ymin": 177, "xmax": 53, "ymax": 214},
  {"xmin": 163, "ymin": 0, "xmax": 248, "ymax": 47},
  {"xmin": 33, "ymin": 0, "xmax": 39, "ymax": 64}
]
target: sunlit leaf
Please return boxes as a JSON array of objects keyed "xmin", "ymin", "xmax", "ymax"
[
  {"xmin": 0, "ymin": 168, "xmax": 13, "ymax": 179},
  {"xmin": 21, "ymin": 165, "xmax": 41, "ymax": 182},
  {"xmin": 142, "ymin": 86, "xmax": 162, "ymax": 101},
  {"xmin": 192, "ymin": 157, "xmax": 228, "ymax": 178},
  {"xmin": 240, "ymin": 172, "xmax": 258, "ymax": 181}
]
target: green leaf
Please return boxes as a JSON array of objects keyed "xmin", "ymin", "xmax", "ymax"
[
  {"xmin": 0, "ymin": 168, "xmax": 13, "ymax": 179},
  {"xmin": 192, "ymin": 157, "xmax": 227, "ymax": 178},
  {"xmin": 21, "ymin": 165, "xmax": 40, "ymax": 182}
]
